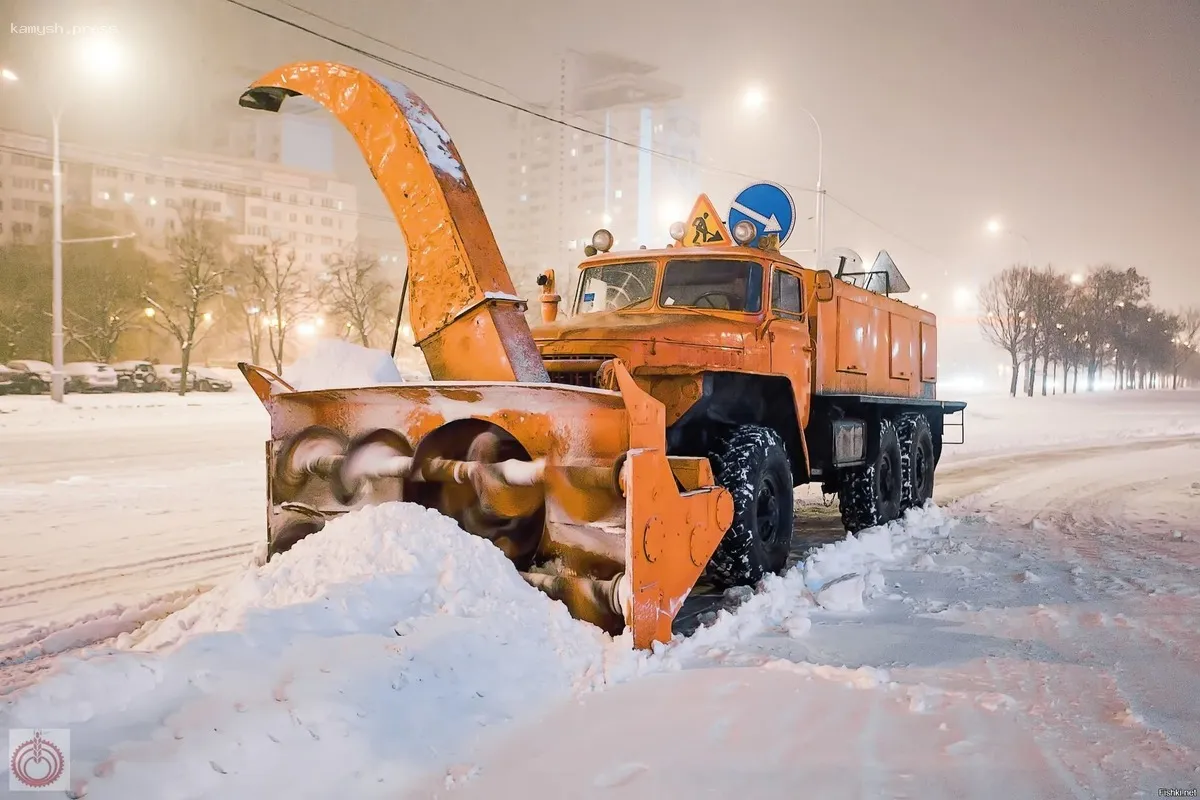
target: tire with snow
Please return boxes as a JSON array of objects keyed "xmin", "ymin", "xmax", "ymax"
[
  {"xmin": 704, "ymin": 425, "xmax": 794, "ymax": 587},
  {"xmin": 895, "ymin": 412, "xmax": 935, "ymax": 510},
  {"xmin": 837, "ymin": 418, "xmax": 903, "ymax": 533}
]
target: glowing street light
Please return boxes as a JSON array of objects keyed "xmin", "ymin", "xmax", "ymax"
[
  {"xmin": 202, "ymin": 311, "xmax": 213, "ymax": 323},
  {"xmin": 1070, "ymin": 272, "xmax": 1084, "ymax": 286},
  {"xmin": 742, "ymin": 86, "xmax": 766, "ymax": 111},
  {"xmin": 79, "ymin": 35, "xmax": 124, "ymax": 77},
  {"xmin": 143, "ymin": 307, "xmax": 155, "ymax": 318},
  {"xmin": 2, "ymin": 39, "xmax": 128, "ymax": 404},
  {"xmin": 984, "ymin": 217, "xmax": 1033, "ymax": 264}
]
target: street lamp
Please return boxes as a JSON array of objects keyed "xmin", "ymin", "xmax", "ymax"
[
  {"xmin": 742, "ymin": 86, "xmax": 766, "ymax": 111},
  {"xmin": 741, "ymin": 85, "xmax": 824, "ymax": 261},
  {"xmin": 2, "ymin": 42, "xmax": 127, "ymax": 403},
  {"xmin": 984, "ymin": 217, "xmax": 1033, "ymax": 264}
]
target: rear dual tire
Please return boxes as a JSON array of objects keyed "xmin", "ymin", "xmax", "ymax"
[
  {"xmin": 705, "ymin": 425, "xmax": 795, "ymax": 588},
  {"xmin": 837, "ymin": 414, "xmax": 935, "ymax": 533}
]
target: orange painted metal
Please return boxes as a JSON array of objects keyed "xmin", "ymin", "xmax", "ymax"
[
  {"xmin": 811, "ymin": 277, "xmax": 937, "ymax": 397},
  {"xmin": 238, "ymin": 61, "xmax": 546, "ymax": 383},
  {"xmin": 244, "ymin": 359, "xmax": 731, "ymax": 648},
  {"xmin": 531, "ymin": 246, "xmax": 938, "ymax": 431}
]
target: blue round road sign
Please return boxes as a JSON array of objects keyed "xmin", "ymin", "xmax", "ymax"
[{"xmin": 728, "ymin": 181, "xmax": 797, "ymax": 245}]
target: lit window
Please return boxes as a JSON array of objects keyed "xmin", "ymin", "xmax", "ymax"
[
  {"xmin": 567, "ymin": 239, "xmax": 577, "ymax": 250},
  {"xmin": 123, "ymin": 192, "xmax": 134, "ymax": 203},
  {"xmin": 614, "ymin": 189, "xmax": 622, "ymax": 199},
  {"xmin": 98, "ymin": 191, "xmax": 110, "ymax": 201},
  {"xmin": 519, "ymin": 194, "xmax": 528, "ymax": 202},
  {"xmin": 148, "ymin": 196, "xmax": 158, "ymax": 206},
  {"xmin": 570, "ymin": 148, "xmax": 577, "ymax": 157}
]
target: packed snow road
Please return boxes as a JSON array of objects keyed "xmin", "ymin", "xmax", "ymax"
[{"xmin": 0, "ymin": 389, "xmax": 1198, "ymax": 797}]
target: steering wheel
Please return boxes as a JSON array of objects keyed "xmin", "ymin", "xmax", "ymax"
[{"xmin": 693, "ymin": 291, "xmax": 736, "ymax": 309}]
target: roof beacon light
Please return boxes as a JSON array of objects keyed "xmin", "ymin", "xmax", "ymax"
[
  {"xmin": 731, "ymin": 220, "xmax": 757, "ymax": 245},
  {"xmin": 668, "ymin": 221, "xmax": 686, "ymax": 242},
  {"xmin": 591, "ymin": 229, "xmax": 614, "ymax": 253}
]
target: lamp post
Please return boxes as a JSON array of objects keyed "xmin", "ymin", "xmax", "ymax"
[
  {"xmin": 3, "ymin": 37, "xmax": 126, "ymax": 402},
  {"xmin": 741, "ymin": 87, "xmax": 824, "ymax": 261}
]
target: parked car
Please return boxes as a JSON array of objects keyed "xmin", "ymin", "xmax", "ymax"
[
  {"xmin": 0, "ymin": 364, "xmax": 17, "ymax": 395},
  {"xmin": 62, "ymin": 362, "xmax": 119, "ymax": 393},
  {"xmin": 3, "ymin": 360, "xmax": 55, "ymax": 394},
  {"xmin": 191, "ymin": 367, "xmax": 233, "ymax": 392},
  {"xmin": 110, "ymin": 360, "xmax": 160, "ymax": 392},
  {"xmin": 155, "ymin": 365, "xmax": 232, "ymax": 392}
]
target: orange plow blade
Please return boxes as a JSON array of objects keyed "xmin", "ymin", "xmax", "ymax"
[{"xmin": 242, "ymin": 360, "xmax": 733, "ymax": 649}]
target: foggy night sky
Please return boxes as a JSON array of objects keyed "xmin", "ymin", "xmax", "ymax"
[{"xmin": 2, "ymin": 0, "xmax": 1197, "ymax": 316}]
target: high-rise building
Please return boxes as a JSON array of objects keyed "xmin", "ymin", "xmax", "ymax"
[{"xmin": 502, "ymin": 51, "xmax": 701, "ymax": 298}]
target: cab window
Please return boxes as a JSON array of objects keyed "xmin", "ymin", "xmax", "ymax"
[
  {"xmin": 575, "ymin": 261, "xmax": 656, "ymax": 313},
  {"xmin": 658, "ymin": 259, "xmax": 764, "ymax": 312},
  {"xmin": 771, "ymin": 269, "xmax": 803, "ymax": 318}
]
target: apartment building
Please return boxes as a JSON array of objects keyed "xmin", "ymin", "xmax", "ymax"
[{"xmin": 0, "ymin": 128, "xmax": 358, "ymax": 269}]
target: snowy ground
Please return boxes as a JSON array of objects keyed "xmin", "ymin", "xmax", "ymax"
[{"xmin": 1, "ymin": 386, "xmax": 1198, "ymax": 797}]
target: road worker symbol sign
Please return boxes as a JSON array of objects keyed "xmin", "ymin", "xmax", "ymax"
[{"xmin": 682, "ymin": 194, "xmax": 732, "ymax": 247}]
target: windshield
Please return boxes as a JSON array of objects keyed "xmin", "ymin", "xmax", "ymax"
[
  {"xmin": 575, "ymin": 261, "xmax": 657, "ymax": 314},
  {"xmin": 658, "ymin": 259, "xmax": 764, "ymax": 312}
]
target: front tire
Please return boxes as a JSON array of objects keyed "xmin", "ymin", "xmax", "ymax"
[
  {"xmin": 838, "ymin": 418, "xmax": 903, "ymax": 533},
  {"xmin": 705, "ymin": 425, "xmax": 795, "ymax": 587}
]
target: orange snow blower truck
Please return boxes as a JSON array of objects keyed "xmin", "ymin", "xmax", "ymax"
[{"xmin": 236, "ymin": 61, "xmax": 965, "ymax": 649}]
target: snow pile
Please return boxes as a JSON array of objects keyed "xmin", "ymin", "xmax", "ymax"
[
  {"xmin": 282, "ymin": 338, "xmax": 404, "ymax": 391},
  {"xmin": 668, "ymin": 504, "xmax": 956, "ymax": 661},
  {"xmin": 0, "ymin": 503, "xmax": 651, "ymax": 799}
]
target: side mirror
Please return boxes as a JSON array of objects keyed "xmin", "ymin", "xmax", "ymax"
[{"xmin": 815, "ymin": 270, "xmax": 835, "ymax": 303}]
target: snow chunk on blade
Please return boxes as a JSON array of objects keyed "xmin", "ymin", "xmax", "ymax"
[
  {"xmin": 281, "ymin": 338, "xmax": 403, "ymax": 391},
  {"xmin": 0, "ymin": 502, "xmax": 653, "ymax": 799}
]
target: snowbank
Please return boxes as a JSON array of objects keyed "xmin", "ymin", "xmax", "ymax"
[
  {"xmin": 0, "ymin": 498, "xmax": 956, "ymax": 797},
  {"xmin": 0, "ymin": 502, "xmax": 654, "ymax": 799},
  {"xmin": 281, "ymin": 338, "xmax": 404, "ymax": 391},
  {"xmin": 941, "ymin": 389, "xmax": 1200, "ymax": 462}
]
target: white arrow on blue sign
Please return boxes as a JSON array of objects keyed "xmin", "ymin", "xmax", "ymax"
[{"xmin": 728, "ymin": 181, "xmax": 797, "ymax": 245}]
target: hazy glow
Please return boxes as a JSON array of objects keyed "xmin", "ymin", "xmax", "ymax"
[
  {"xmin": 953, "ymin": 286, "xmax": 975, "ymax": 310},
  {"xmin": 0, "ymin": 68, "xmax": 17, "ymax": 82},
  {"xmin": 79, "ymin": 35, "xmax": 124, "ymax": 77},
  {"xmin": 742, "ymin": 86, "xmax": 766, "ymax": 110},
  {"xmin": 143, "ymin": 307, "xmax": 155, "ymax": 318},
  {"xmin": 202, "ymin": 311, "xmax": 213, "ymax": 323},
  {"xmin": 298, "ymin": 322, "xmax": 317, "ymax": 337},
  {"xmin": 1070, "ymin": 272, "xmax": 1084, "ymax": 285},
  {"xmin": 986, "ymin": 218, "xmax": 1003, "ymax": 234}
]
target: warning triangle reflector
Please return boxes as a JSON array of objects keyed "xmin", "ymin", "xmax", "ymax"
[{"xmin": 680, "ymin": 193, "xmax": 732, "ymax": 247}]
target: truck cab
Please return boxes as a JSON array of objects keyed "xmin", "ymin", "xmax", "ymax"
[{"xmin": 530, "ymin": 202, "xmax": 964, "ymax": 588}]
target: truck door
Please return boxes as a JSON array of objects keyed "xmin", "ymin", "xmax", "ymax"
[{"xmin": 766, "ymin": 265, "xmax": 812, "ymax": 428}]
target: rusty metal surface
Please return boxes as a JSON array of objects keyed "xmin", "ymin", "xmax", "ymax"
[
  {"xmin": 253, "ymin": 358, "xmax": 731, "ymax": 648},
  {"xmin": 241, "ymin": 61, "xmax": 546, "ymax": 383}
]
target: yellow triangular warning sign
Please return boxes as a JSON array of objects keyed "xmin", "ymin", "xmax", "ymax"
[{"xmin": 680, "ymin": 194, "xmax": 732, "ymax": 247}]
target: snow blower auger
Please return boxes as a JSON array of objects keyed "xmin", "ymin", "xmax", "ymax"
[{"xmin": 236, "ymin": 61, "xmax": 734, "ymax": 649}]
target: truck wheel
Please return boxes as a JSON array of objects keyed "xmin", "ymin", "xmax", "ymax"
[
  {"xmin": 838, "ymin": 418, "xmax": 903, "ymax": 533},
  {"xmin": 895, "ymin": 412, "xmax": 935, "ymax": 510},
  {"xmin": 705, "ymin": 425, "xmax": 795, "ymax": 587}
]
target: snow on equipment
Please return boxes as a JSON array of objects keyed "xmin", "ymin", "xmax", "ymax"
[{"xmin": 237, "ymin": 61, "xmax": 965, "ymax": 650}]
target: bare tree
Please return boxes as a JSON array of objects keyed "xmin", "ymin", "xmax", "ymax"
[
  {"xmin": 143, "ymin": 201, "xmax": 228, "ymax": 395},
  {"xmin": 62, "ymin": 238, "xmax": 151, "ymax": 362},
  {"xmin": 1025, "ymin": 268, "xmax": 1070, "ymax": 396},
  {"xmin": 326, "ymin": 248, "xmax": 392, "ymax": 347},
  {"xmin": 1169, "ymin": 307, "xmax": 1200, "ymax": 389},
  {"xmin": 978, "ymin": 266, "xmax": 1034, "ymax": 397},
  {"xmin": 228, "ymin": 248, "xmax": 270, "ymax": 365},
  {"xmin": 236, "ymin": 238, "xmax": 326, "ymax": 373}
]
